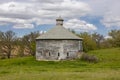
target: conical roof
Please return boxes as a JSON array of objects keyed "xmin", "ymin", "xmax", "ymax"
[{"xmin": 36, "ymin": 17, "xmax": 82, "ymax": 40}]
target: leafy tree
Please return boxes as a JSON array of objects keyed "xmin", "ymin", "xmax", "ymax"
[
  {"xmin": 108, "ymin": 30, "xmax": 120, "ymax": 47},
  {"xmin": 78, "ymin": 32, "xmax": 97, "ymax": 52},
  {"xmin": 100, "ymin": 38, "xmax": 113, "ymax": 48},
  {"xmin": 22, "ymin": 31, "xmax": 39, "ymax": 56},
  {"xmin": 0, "ymin": 31, "xmax": 17, "ymax": 58}
]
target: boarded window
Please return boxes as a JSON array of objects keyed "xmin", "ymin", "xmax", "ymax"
[
  {"xmin": 41, "ymin": 51, "xmax": 42, "ymax": 55},
  {"xmin": 67, "ymin": 52, "xmax": 69, "ymax": 57},
  {"xmin": 49, "ymin": 52, "xmax": 51, "ymax": 56},
  {"xmin": 58, "ymin": 52, "xmax": 60, "ymax": 56}
]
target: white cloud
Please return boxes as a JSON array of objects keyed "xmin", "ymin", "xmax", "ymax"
[
  {"xmin": 101, "ymin": 1, "xmax": 120, "ymax": 28},
  {"xmin": 0, "ymin": 0, "xmax": 91, "ymax": 29},
  {"xmin": 13, "ymin": 23, "xmax": 34, "ymax": 29},
  {"xmin": 104, "ymin": 35, "xmax": 112, "ymax": 39},
  {"xmin": 87, "ymin": 0, "xmax": 120, "ymax": 28},
  {"xmin": 0, "ymin": 17, "xmax": 30, "ymax": 24},
  {"xmin": 64, "ymin": 19, "xmax": 97, "ymax": 31},
  {"xmin": 1, "ymin": 0, "xmax": 120, "ymax": 30},
  {"xmin": 1, "ymin": 0, "xmax": 120, "ymax": 39},
  {"xmin": 101, "ymin": 14, "xmax": 120, "ymax": 27}
]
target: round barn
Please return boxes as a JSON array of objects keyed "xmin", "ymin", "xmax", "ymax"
[{"xmin": 36, "ymin": 17, "xmax": 83, "ymax": 60}]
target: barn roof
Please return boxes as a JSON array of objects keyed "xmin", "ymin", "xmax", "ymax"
[{"xmin": 36, "ymin": 17, "xmax": 82, "ymax": 40}]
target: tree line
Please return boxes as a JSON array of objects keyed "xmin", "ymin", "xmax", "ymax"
[
  {"xmin": 0, "ymin": 29, "xmax": 120, "ymax": 59},
  {"xmin": 0, "ymin": 31, "xmax": 39, "ymax": 59},
  {"xmin": 72, "ymin": 29, "xmax": 120, "ymax": 52}
]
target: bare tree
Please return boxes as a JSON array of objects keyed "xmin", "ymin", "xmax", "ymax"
[
  {"xmin": 92, "ymin": 32, "xmax": 104, "ymax": 48},
  {"xmin": 22, "ymin": 31, "xmax": 39, "ymax": 56},
  {"xmin": 0, "ymin": 31, "xmax": 17, "ymax": 58}
]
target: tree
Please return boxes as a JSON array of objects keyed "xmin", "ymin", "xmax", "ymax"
[
  {"xmin": 92, "ymin": 32, "xmax": 104, "ymax": 48},
  {"xmin": 16, "ymin": 38, "xmax": 25, "ymax": 57},
  {"xmin": 78, "ymin": 32, "xmax": 97, "ymax": 52},
  {"xmin": 0, "ymin": 31, "xmax": 4, "ymax": 58},
  {"xmin": 108, "ymin": 30, "xmax": 120, "ymax": 47},
  {"xmin": 22, "ymin": 31, "xmax": 39, "ymax": 56},
  {"xmin": 100, "ymin": 38, "xmax": 113, "ymax": 48},
  {"xmin": 0, "ymin": 31, "xmax": 17, "ymax": 58}
]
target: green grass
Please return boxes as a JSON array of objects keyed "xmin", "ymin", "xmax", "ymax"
[{"xmin": 0, "ymin": 48, "xmax": 120, "ymax": 80}]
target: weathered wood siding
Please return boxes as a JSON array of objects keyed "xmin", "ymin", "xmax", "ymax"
[{"xmin": 36, "ymin": 40, "xmax": 82, "ymax": 60}]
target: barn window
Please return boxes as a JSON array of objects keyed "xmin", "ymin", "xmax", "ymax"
[
  {"xmin": 49, "ymin": 52, "xmax": 51, "ymax": 56},
  {"xmin": 41, "ymin": 51, "xmax": 42, "ymax": 55},
  {"xmin": 58, "ymin": 52, "xmax": 60, "ymax": 56},
  {"xmin": 67, "ymin": 52, "xmax": 69, "ymax": 57}
]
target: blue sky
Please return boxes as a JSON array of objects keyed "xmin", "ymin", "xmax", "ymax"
[{"xmin": 0, "ymin": 0, "xmax": 120, "ymax": 37}]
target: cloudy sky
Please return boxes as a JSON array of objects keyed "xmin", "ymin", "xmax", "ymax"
[{"xmin": 0, "ymin": 0, "xmax": 120, "ymax": 37}]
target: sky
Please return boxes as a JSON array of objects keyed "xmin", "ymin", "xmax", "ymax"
[{"xmin": 0, "ymin": 0, "xmax": 120, "ymax": 37}]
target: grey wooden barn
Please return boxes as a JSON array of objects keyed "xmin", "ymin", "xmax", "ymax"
[{"xmin": 36, "ymin": 17, "xmax": 83, "ymax": 60}]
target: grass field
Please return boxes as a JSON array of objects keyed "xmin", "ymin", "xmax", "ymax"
[{"xmin": 0, "ymin": 48, "xmax": 120, "ymax": 80}]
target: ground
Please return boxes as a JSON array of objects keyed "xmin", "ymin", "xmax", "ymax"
[{"xmin": 0, "ymin": 48, "xmax": 120, "ymax": 80}]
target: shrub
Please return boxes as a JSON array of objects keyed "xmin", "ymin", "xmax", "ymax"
[{"xmin": 81, "ymin": 53, "xmax": 98, "ymax": 63}]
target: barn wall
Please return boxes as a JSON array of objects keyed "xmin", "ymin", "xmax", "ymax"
[{"xmin": 36, "ymin": 40, "xmax": 82, "ymax": 60}]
